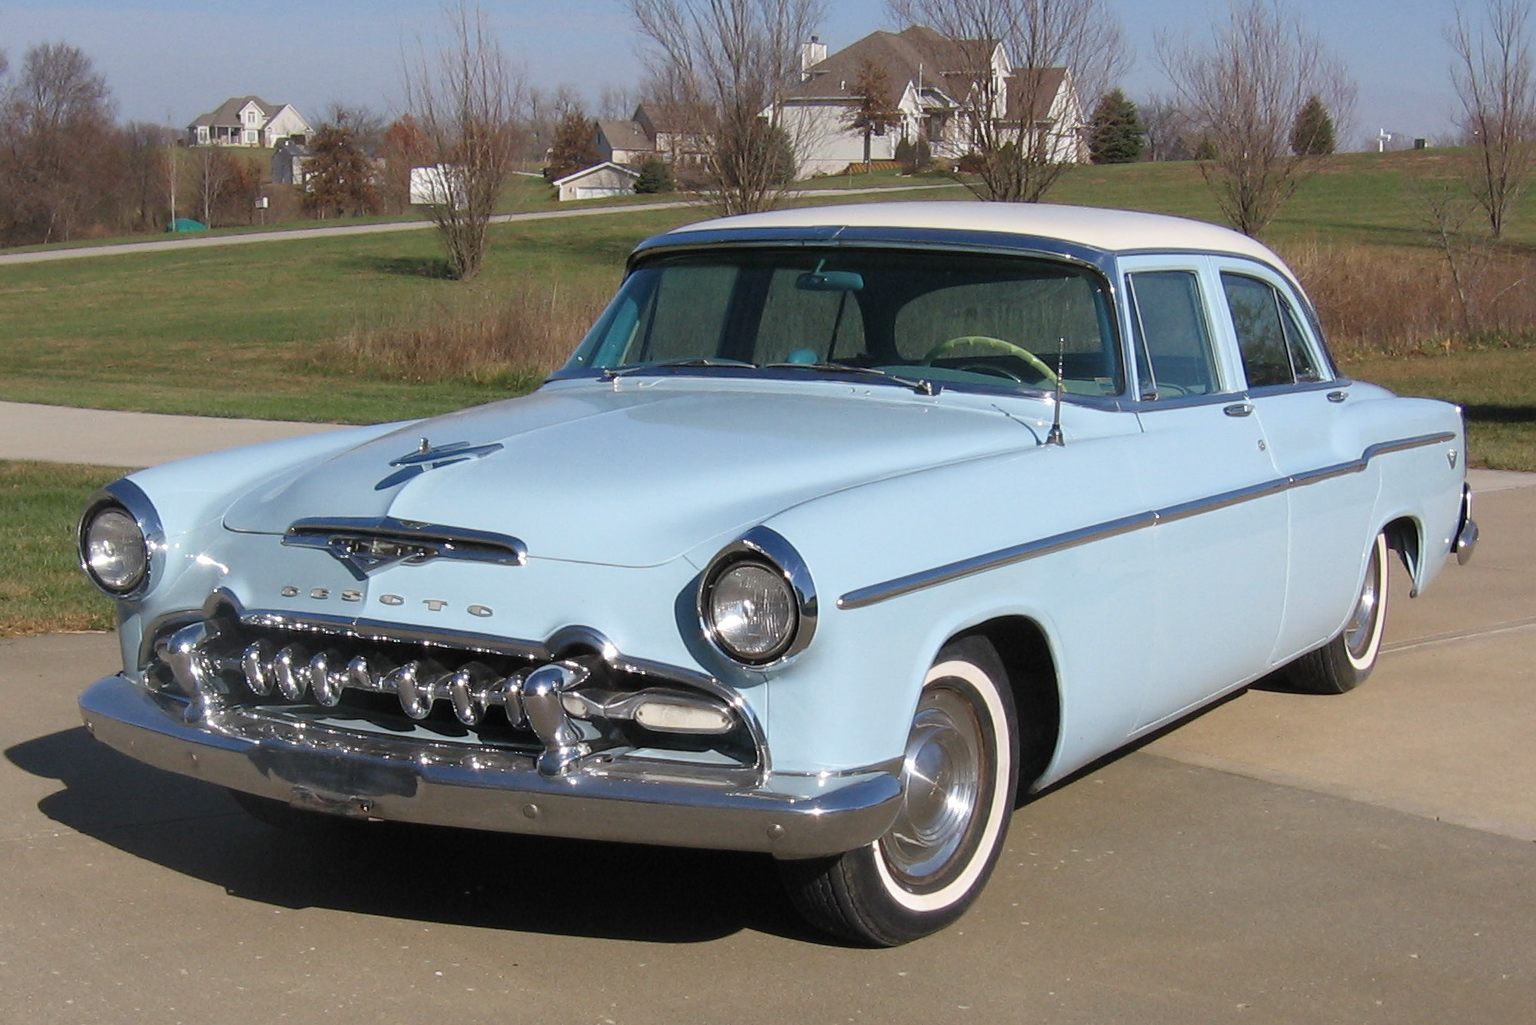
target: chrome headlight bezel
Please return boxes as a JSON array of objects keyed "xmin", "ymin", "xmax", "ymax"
[
  {"xmin": 697, "ymin": 526, "xmax": 817, "ymax": 668},
  {"xmin": 78, "ymin": 479, "xmax": 164, "ymax": 599}
]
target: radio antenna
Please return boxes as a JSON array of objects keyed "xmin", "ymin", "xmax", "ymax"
[{"xmin": 1045, "ymin": 337, "xmax": 1066, "ymax": 447}]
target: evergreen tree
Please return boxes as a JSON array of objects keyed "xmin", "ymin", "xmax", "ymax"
[
  {"xmin": 1087, "ymin": 89, "xmax": 1145, "ymax": 164},
  {"xmin": 544, "ymin": 110, "xmax": 600, "ymax": 181},
  {"xmin": 302, "ymin": 116, "xmax": 380, "ymax": 219},
  {"xmin": 634, "ymin": 156, "xmax": 674, "ymax": 194},
  {"xmin": 1290, "ymin": 95, "xmax": 1336, "ymax": 156}
]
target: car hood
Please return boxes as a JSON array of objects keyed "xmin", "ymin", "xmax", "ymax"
[{"xmin": 223, "ymin": 381, "xmax": 1039, "ymax": 567}]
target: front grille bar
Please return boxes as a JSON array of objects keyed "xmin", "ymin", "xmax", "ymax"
[{"xmin": 155, "ymin": 618, "xmax": 741, "ymax": 778}]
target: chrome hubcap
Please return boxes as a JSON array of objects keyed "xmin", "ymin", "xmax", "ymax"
[
  {"xmin": 1344, "ymin": 542, "xmax": 1382, "ymax": 661},
  {"xmin": 882, "ymin": 686, "xmax": 986, "ymax": 885}
]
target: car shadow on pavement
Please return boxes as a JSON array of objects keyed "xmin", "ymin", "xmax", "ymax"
[{"xmin": 6, "ymin": 726, "xmax": 821, "ymax": 945}]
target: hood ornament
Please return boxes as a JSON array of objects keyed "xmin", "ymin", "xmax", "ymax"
[{"xmin": 377, "ymin": 439, "xmax": 504, "ymax": 491}]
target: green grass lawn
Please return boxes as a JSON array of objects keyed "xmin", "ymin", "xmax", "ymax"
[
  {"xmin": 0, "ymin": 461, "xmax": 120, "ymax": 636},
  {"xmin": 0, "ymin": 147, "xmax": 1531, "ymax": 447},
  {"xmin": 1343, "ymin": 348, "xmax": 1536, "ymax": 471}
]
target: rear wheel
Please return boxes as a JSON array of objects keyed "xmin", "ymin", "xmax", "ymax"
[
  {"xmin": 1286, "ymin": 531, "xmax": 1390, "ymax": 694},
  {"xmin": 780, "ymin": 636, "xmax": 1019, "ymax": 946}
]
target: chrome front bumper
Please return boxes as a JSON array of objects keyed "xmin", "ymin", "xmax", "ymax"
[{"xmin": 79, "ymin": 675, "xmax": 903, "ymax": 859}]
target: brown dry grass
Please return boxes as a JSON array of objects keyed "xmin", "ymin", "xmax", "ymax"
[
  {"xmin": 315, "ymin": 279, "xmax": 611, "ymax": 386},
  {"xmin": 1281, "ymin": 240, "xmax": 1536, "ymax": 359}
]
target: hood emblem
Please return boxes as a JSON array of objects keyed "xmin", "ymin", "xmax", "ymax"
[
  {"xmin": 283, "ymin": 516, "xmax": 529, "ymax": 579},
  {"xmin": 326, "ymin": 536, "xmax": 434, "ymax": 575},
  {"xmin": 376, "ymin": 439, "xmax": 504, "ymax": 491}
]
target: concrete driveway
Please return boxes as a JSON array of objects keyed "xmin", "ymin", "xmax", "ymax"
[{"xmin": 0, "ymin": 470, "xmax": 1532, "ymax": 1023}]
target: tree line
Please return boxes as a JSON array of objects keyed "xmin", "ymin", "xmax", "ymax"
[{"xmin": 5, "ymin": 0, "xmax": 1534, "ymax": 274}]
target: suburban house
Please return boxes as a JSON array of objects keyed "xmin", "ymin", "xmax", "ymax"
[
  {"xmin": 778, "ymin": 26, "xmax": 1087, "ymax": 175},
  {"xmin": 595, "ymin": 103, "xmax": 711, "ymax": 166},
  {"xmin": 187, "ymin": 97, "xmax": 312, "ymax": 148},
  {"xmin": 270, "ymin": 140, "xmax": 312, "ymax": 185},
  {"xmin": 553, "ymin": 161, "xmax": 640, "ymax": 202}
]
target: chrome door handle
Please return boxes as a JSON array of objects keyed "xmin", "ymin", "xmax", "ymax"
[
  {"xmin": 1223, "ymin": 402, "xmax": 1253, "ymax": 417},
  {"xmin": 1326, "ymin": 390, "xmax": 1348, "ymax": 403}
]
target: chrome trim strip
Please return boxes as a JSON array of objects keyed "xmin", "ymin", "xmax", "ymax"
[
  {"xmin": 838, "ymin": 432, "xmax": 1458, "ymax": 610},
  {"xmin": 839, "ymin": 511, "xmax": 1155, "ymax": 611},
  {"xmin": 79, "ymin": 675, "xmax": 901, "ymax": 859}
]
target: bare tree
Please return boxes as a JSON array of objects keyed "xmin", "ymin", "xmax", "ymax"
[
  {"xmin": 405, "ymin": 3, "xmax": 524, "ymax": 280},
  {"xmin": 117, "ymin": 121, "xmax": 175, "ymax": 230},
  {"xmin": 1449, "ymin": 0, "xmax": 1536, "ymax": 239},
  {"xmin": 1140, "ymin": 93, "xmax": 1196, "ymax": 162},
  {"xmin": 629, "ymin": 0, "xmax": 824, "ymax": 214},
  {"xmin": 843, "ymin": 58, "xmax": 904, "ymax": 167},
  {"xmin": 0, "ymin": 42, "xmax": 115, "ymax": 244},
  {"xmin": 1160, "ymin": 0, "xmax": 1354, "ymax": 237},
  {"xmin": 598, "ymin": 83, "xmax": 635, "ymax": 120},
  {"xmin": 888, "ymin": 0, "xmax": 1127, "ymax": 202},
  {"xmin": 519, "ymin": 84, "xmax": 584, "ymax": 168}
]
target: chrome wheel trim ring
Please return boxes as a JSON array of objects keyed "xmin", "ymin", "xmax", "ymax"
[
  {"xmin": 1344, "ymin": 536, "xmax": 1385, "ymax": 664},
  {"xmin": 881, "ymin": 685, "xmax": 989, "ymax": 888}
]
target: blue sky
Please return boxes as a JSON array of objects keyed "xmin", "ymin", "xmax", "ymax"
[{"xmin": 0, "ymin": 0, "xmax": 1466, "ymax": 146}]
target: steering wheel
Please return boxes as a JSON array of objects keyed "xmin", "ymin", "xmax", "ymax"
[{"xmin": 924, "ymin": 336, "xmax": 1059, "ymax": 385}]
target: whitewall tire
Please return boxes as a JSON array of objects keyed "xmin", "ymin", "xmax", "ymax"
[{"xmin": 779, "ymin": 635, "xmax": 1020, "ymax": 946}]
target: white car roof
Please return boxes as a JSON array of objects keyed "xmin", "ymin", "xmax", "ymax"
[{"xmin": 679, "ymin": 201, "xmax": 1287, "ymax": 267}]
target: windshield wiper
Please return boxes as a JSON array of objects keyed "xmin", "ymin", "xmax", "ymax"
[
  {"xmin": 764, "ymin": 361, "xmax": 938, "ymax": 396},
  {"xmin": 603, "ymin": 358, "xmax": 758, "ymax": 379}
]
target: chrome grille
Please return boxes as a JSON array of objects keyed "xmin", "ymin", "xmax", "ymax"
[{"xmin": 151, "ymin": 612, "xmax": 758, "ymax": 777}]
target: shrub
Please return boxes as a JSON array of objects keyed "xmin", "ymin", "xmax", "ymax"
[{"xmin": 635, "ymin": 157, "xmax": 673, "ymax": 194}]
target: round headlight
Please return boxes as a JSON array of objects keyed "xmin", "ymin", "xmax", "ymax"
[
  {"xmin": 706, "ymin": 561, "xmax": 798, "ymax": 663},
  {"xmin": 82, "ymin": 505, "xmax": 149, "ymax": 595}
]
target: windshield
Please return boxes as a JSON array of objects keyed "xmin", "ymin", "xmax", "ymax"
[{"xmin": 560, "ymin": 247, "xmax": 1124, "ymax": 397}]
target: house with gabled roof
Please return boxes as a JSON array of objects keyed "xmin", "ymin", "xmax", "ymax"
[
  {"xmin": 779, "ymin": 26, "xmax": 1086, "ymax": 175},
  {"xmin": 187, "ymin": 96, "xmax": 312, "ymax": 148},
  {"xmin": 594, "ymin": 102, "xmax": 712, "ymax": 167}
]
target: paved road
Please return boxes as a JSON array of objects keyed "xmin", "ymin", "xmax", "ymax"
[
  {"xmin": 0, "ymin": 184, "xmax": 955, "ymax": 267},
  {"xmin": 0, "ymin": 432, "xmax": 1532, "ymax": 1022}
]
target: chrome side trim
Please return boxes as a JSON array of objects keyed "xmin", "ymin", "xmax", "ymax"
[
  {"xmin": 838, "ymin": 432, "xmax": 1458, "ymax": 611},
  {"xmin": 839, "ymin": 512, "xmax": 1154, "ymax": 612}
]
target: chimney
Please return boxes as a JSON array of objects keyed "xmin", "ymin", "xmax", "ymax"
[{"xmin": 801, "ymin": 35, "xmax": 827, "ymax": 80}]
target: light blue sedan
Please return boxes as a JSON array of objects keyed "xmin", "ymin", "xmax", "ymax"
[{"xmin": 77, "ymin": 203, "xmax": 1478, "ymax": 945}]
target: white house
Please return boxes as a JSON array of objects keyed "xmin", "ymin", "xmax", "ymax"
[
  {"xmin": 553, "ymin": 161, "xmax": 640, "ymax": 202},
  {"xmin": 188, "ymin": 97, "xmax": 312, "ymax": 148},
  {"xmin": 778, "ymin": 26, "xmax": 1086, "ymax": 176}
]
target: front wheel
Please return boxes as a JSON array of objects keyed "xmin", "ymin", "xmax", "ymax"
[
  {"xmin": 780, "ymin": 636, "xmax": 1019, "ymax": 946},
  {"xmin": 1285, "ymin": 531, "xmax": 1390, "ymax": 694}
]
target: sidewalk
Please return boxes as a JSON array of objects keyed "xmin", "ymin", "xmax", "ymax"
[{"xmin": 0, "ymin": 400, "xmax": 339, "ymax": 468}]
